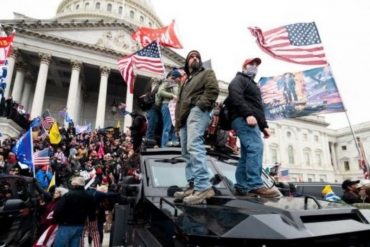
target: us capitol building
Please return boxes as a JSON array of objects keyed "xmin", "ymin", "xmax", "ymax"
[{"xmin": 1, "ymin": 0, "xmax": 369, "ymax": 183}]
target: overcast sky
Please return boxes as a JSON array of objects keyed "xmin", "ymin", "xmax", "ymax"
[{"xmin": 1, "ymin": 0, "xmax": 369, "ymax": 129}]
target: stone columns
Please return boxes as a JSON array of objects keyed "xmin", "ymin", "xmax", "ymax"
[
  {"xmin": 95, "ymin": 66, "xmax": 110, "ymax": 128},
  {"xmin": 20, "ymin": 76, "xmax": 32, "ymax": 110},
  {"xmin": 123, "ymin": 81, "xmax": 134, "ymax": 131},
  {"xmin": 11, "ymin": 62, "xmax": 25, "ymax": 102},
  {"xmin": 30, "ymin": 53, "xmax": 51, "ymax": 118},
  {"xmin": 4, "ymin": 48, "xmax": 18, "ymax": 98},
  {"xmin": 66, "ymin": 60, "xmax": 81, "ymax": 123}
]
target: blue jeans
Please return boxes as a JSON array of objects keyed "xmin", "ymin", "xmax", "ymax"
[
  {"xmin": 54, "ymin": 225, "xmax": 84, "ymax": 247},
  {"xmin": 231, "ymin": 117, "xmax": 264, "ymax": 192},
  {"xmin": 145, "ymin": 107, "xmax": 160, "ymax": 140},
  {"xmin": 179, "ymin": 106, "xmax": 211, "ymax": 191},
  {"xmin": 161, "ymin": 103, "xmax": 178, "ymax": 147}
]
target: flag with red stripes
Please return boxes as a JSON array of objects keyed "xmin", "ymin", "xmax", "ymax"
[
  {"xmin": 33, "ymin": 148, "xmax": 50, "ymax": 167},
  {"xmin": 249, "ymin": 22, "xmax": 327, "ymax": 65},
  {"xmin": 357, "ymin": 137, "xmax": 370, "ymax": 179},
  {"xmin": 41, "ymin": 110, "xmax": 54, "ymax": 130},
  {"xmin": 118, "ymin": 41, "xmax": 164, "ymax": 94}
]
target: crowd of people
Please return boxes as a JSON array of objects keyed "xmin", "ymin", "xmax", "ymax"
[{"xmin": 0, "ymin": 118, "xmax": 142, "ymax": 246}]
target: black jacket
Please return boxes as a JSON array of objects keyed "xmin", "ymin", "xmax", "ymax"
[
  {"xmin": 228, "ymin": 72, "xmax": 268, "ymax": 131},
  {"xmin": 54, "ymin": 186, "xmax": 96, "ymax": 225}
]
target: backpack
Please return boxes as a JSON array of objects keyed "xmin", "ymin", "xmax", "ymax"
[
  {"xmin": 137, "ymin": 84, "xmax": 160, "ymax": 111},
  {"xmin": 219, "ymin": 97, "xmax": 232, "ymax": 131}
]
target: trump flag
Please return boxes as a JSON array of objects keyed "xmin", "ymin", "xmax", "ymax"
[
  {"xmin": 258, "ymin": 65, "xmax": 344, "ymax": 120},
  {"xmin": 132, "ymin": 20, "xmax": 182, "ymax": 49}
]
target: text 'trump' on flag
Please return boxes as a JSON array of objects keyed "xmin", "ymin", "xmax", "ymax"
[
  {"xmin": 249, "ymin": 22, "xmax": 328, "ymax": 65},
  {"xmin": 117, "ymin": 40, "xmax": 165, "ymax": 94}
]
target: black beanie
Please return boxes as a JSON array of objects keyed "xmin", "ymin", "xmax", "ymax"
[{"xmin": 184, "ymin": 50, "xmax": 202, "ymax": 75}]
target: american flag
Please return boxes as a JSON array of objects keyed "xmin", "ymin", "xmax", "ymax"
[
  {"xmin": 40, "ymin": 126, "xmax": 48, "ymax": 140},
  {"xmin": 279, "ymin": 169, "xmax": 290, "ymax": 181},
  {"xmin": 42, "ymin": 110, "xmax": 54, "ymax": 130},
  {"xmin": 33, "ymin": 148, "xmax": 50, "ymax": 167},
  {"xmin": 357, "ymin": 137, "xmax": 369, "ymax": 179},
  {"xmin": 259, "ymin": 78, "xmax": 285, "ymax": 104},
  {"xmin": 118, "ymin": 41, "xmax": 164, "ymax": 94},
  {"xmin": 249, "ymin": 22, "xmax": 327, "ymax": 65}
]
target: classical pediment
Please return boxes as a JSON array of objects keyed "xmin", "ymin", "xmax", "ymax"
[{"xmin": 45, "ymin": 29, "xmax": 137, "ymax": 54}]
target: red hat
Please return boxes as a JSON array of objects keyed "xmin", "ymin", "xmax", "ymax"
[
  {"xmin": 242, "ymin": 57, "xmax": 262, "ymax": 69},
  {"xmin": 102, "ymin": 176, "xmax": 110, "ymax": 184}
]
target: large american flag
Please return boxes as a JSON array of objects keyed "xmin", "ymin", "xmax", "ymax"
[
  {"xmin": 117, "ymin": 41, "xmax": 164, "ymax": 94},
  {"xmin": 249, "ymin": 22, "xmax": 327, "ymax": 65},
  {"xmin": 33, "ymin": 148, "xmax": 50, "ymax": 167}
]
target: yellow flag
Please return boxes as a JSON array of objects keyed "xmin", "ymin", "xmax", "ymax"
[
  {"xmin": 49, "ymin": 122, "xmax": 62, "ymax": 144},
  {"xmin": 116, "ymin": 120, "xmax": 120, "ymax": 129},
  {"xmin": 47, "ymin": 173, "xmax": 56, "ymax": 192}
]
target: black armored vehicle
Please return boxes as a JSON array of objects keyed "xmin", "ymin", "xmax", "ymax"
[
  {"xmin": 0, "ymin": 174, "xmax": 45, "ymax": 247},
  {"xmin": 110, "ymin": 148, "xmax": 370, "ymax": 247}
]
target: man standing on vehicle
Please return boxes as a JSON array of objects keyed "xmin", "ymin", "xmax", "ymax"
[
  {"xmin": 174, "ymin": 50, "xmax": 219, "ymax": 205},
  {"xmin": 228, "ymin": 57, "xmax": 279, "ymax": 198}
]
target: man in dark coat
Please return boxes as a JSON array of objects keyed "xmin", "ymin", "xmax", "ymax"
[
  {"xmin": 53, "ymin": 176, "xmax": 96, "ymax": 247},
  {"xmin": 228, "ymin": 57, "xmax": 279, "ymax": 198},
  {"xmin": 174, "ymin": 50, "xmax": 219, "ymax": 205},
  {"xmin": 129, "ymin": 112, "xmax": 147, "ymax": 152}
]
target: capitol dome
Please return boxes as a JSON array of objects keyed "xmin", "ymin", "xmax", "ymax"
[{"xmin": 55, "ymin": 0, "xmax": 162, "ymax": 28}]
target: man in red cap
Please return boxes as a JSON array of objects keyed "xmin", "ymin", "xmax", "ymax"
[{"xmin": 227, "ymin": 57, "xmax": 279, "ymax": 198}]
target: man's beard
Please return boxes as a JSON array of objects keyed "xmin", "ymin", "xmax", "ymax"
[{"xmin": 190, "ymin": 61, "xmax": 200, "ymax": 72}]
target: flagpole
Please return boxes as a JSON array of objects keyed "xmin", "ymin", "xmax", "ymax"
[
  {"xmin": 326, "ymin": 63, "xmax": 368, "ymax": 178},
  {"xmin": 29, "ymin": 127, "xmax": 35, "ymax": 177},
  {"xmin": 344, "ymin": 109, "xmax": 370, "ymax": 176}
]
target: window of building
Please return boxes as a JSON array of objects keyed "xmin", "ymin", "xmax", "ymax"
[
  {"xmin": 107, "ymin": 3, "xmax": 112, "ymax": 11},
  {"xmin": 303, "ymin": 148, "xmax": 311, "ymax": 166},
  {"xmin": 288, "ymin": 145, "xmax": 294, "ymax": 164},
  {"xmin": 149, "ymin": 22, "xmax": 152, "ymax": 27},
  {"xmin": 314, "ymin": 135, "xmax": 319, "ymax": 142},
  {"xmin": 341, "ymin": 145, "xmax": 347, "ymax": 151},
  {"xmin": 96, "ymin": 2, "xmax": 100, "ymax": 9},
  {"xmin": 319, "ymin": 175, "xmax": 327, "ymax": 182},
  {"xmin": 76, "ymin": 4, "xmax": 80, "ymax": 10},
  {"xmin": 303, "ymin": 133, "xmax": 308, "ymax": 141},
  {"xmin": 287, "ymin": 131, "xmax": 291, "ymax": 138},
  {"xmin": 344, "ymin": 161, "xmax": 350, "ymax": 171},
  {"xmin": 118, "ymin": 6, "xmax": 123, "ymax": 14},
  {"xmin": 307, "ymin": 174, "xmax": 315, "ymax": 182},
  {"xmin": 85, "ymin": 2, "xmax": 89, "ymax": 8},
  {"xmin": 315, "ymin": 151, "xmax": 322, "ymax": 167},
  {"xmin": 130, "ymin": 10, "xmax": 135, "ymax": 19},
  {"xmin": 140, "ymin": 16, "xmax": 144, "ymax": 23}
]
